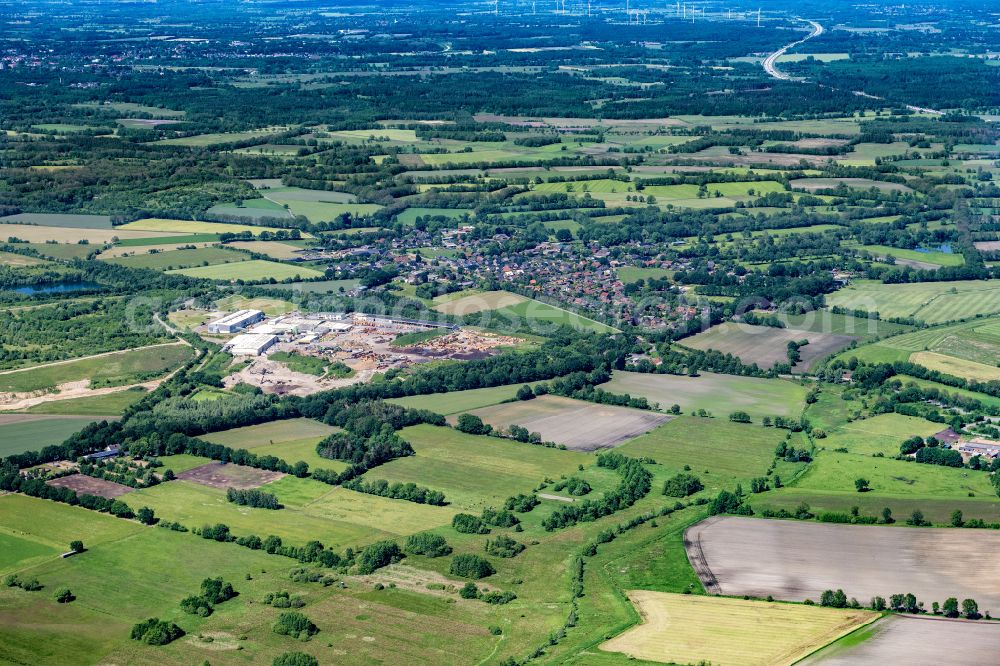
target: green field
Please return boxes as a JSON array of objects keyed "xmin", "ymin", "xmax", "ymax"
[
  {"xmin": 495, "ymin": 298, "xmax": 618, "ymax": 333},
  {"xmin": 362, "ymin": 424, "xmax": 589, "ymax": 510},
  {"xmin": 396, "ymin": 207, "xmax": 471, "ymax": 225},
  {"xmin": 153, "ymin": 128, "xmax": 284, "ymax": 146},
  {"xmin": 387, "ymin": 380, "xmax": 555, "ymax": 414},
  {"xmin": 603, "ymin": 371, "xmax": 807, "ymax": 421},
  {"xmin": 0, "ymin": 344, "xmax": 194, "ymax": 393},
  {"xmin": 856, "ymin": 244, "xmax": 964, "ymax": 267},
  {"xmin": 617, "ymin": 417, "xmax": 792, "ymax": 496},
  {"xmin": 106, "ymin": 246, "xmax": 247, "ymax": 270},
  {"xmin": 818, "ymin": 413, "xmax": 944, "ymax": 456},
  {"xmin": 16, "ymin": 388, "xmax": 148, "ymax": 415},
  {"xmin": 168, "ymin": 259, "xmax": 324, "ymax": 281},
  {"xmin": 200, "ymin": 418, "xmax": 346, "ymax": 472},
  {"xmin": 125, "ymin": 477, "xmax": 452, "ymax": 544},
  {"xmin": 826, "ymin": 280, "xmax": 1000, "ymax": 324},
  {"xmin": 0, "ymin": 416, "xmax": 107, "ymax": 457},
  {"xmin": 616, "ymin": 266, "xmax": 673, "ymax": 284}
]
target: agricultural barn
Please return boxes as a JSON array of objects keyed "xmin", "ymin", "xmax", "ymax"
[
  {"xmin": 958, "ymin": 439, "xmax": 1000, "ymax": 459},
  {"xmin": 223, "ymin": 333, "xmax": 277, "ymax": 356},
  {"xmin": 207, "ymin": 309, "xmax": 264, "ymax": 333}
]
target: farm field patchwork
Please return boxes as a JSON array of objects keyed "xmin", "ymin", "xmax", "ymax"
[
  {"xmin": 603, "ymin": 371, "xmax": 807, "ymax": 420},
  {"xmin": 837, "ymin": 316, "xmax": 1000, "ymax": 381},
  {"xmin": 456, "ymin": 394, "xmax": 671, "ymax": 451},
  {"xmin": 681, "ymin": 322, "xmax": 855, "ymax": 371},
  {"xmin": 601, "ymin": 591, "xmax": 874, "ymax": 666},
  {"xmin": 687, "ymin": 516, "xmax": 1000, "ymax": 611}
]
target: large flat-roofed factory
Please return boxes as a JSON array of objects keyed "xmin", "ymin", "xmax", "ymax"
[{"xmin": 206, "ymin": 309, "xmax": 265, "ymax": 333}]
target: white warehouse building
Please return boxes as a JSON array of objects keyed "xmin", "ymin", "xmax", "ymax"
[
  {"xmin": 207, "ymin": 309, "xmax": 264, "ymax": 334},
  {"xmin": 223, "ymin": 333, "xmax": 277, "ymax": 356}
]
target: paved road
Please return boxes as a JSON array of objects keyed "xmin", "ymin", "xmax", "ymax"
[
  {"xmin": 761, "ymin": 19, "xmax": 824, "ymax": 81},
  {"xmin": 761, "ymin": 19, "xmax": 944, "ymax": 116}
]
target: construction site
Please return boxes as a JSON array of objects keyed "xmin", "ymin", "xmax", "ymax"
[{"xmin": 199, "ymin": 310, "xmax": 524, "ymax": 396}]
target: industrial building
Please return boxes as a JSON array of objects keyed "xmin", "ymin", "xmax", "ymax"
[
  {"xmin": 207, "ymin": 309, "xmax": 264, "ymax": 334},
  {"xmin": 223, "ymin": 333, "xmax": 278, "ymax": 356}
]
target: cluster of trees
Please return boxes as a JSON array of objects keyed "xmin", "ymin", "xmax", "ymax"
[
  {"xmin": 130, "ymin": 618, "xmax": 184, "ymax": 646},
  {"xmin": 552, "ymin": 477, "xmax": 591, "ymax": 496},
  {"xmin": 342, "ymin": 478, "xmax": 446, "ymax": 506},
  {"xmin": 662, "ymin": 473, "xmax": 703, "ymax": 498},
  {"xmin": 404, "ymin": 533, "xmax": 452, "ymax": 557},
  {"xmin": 226, "ymin": 487, "xmax": 282, "ymax": 509},
  {"xmin": 485, "ymin": 535, "xmax": 525, "ymax": 558},
  {"xmin": 504, "ymin": 493, "xmax": 539, "ymax": 513},
  {"xmin": 541, "ymin": 452, "xmax": 652, "ymax": 531},
  {"xmin": 180, "ymin": 577, "xmax": 237, "ymax": 617},
  {"xmin": 273, "ymin": 611, "xmax": 318, "ymax": 640},
  {"xmin": 775, "ymin": 441, "xmax": 812, "ymax": 463},
  {"xmin": 77, "ymin": 458, "xmax": 159, "ymax": 489},
  {"xmin": 449, "ymin": 554, "xmax": 495, "ymax": 579}
]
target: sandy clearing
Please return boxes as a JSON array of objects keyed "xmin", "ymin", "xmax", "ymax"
[{"xmin": 686, "ymin": 516, "xmax": 1000, "ymax": 611}]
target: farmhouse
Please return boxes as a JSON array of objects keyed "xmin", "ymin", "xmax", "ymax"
[
  {"xmin": 958, "ymin": 438, "xmax": 1000, "ymax": 459},
  {"xmin": 207, "ymin": 309, "xmax": 264, "ymax": 333},
  {"xmin": 224, "ymin": 333, "xmax": 278, "ymax": 356}
]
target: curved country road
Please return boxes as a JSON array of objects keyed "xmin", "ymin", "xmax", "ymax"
[{"xmin": 762, "ymin": 19, "xmax": 824, "ymax": 81}]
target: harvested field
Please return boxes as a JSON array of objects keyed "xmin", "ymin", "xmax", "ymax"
[
  {"xmin": 432, "ymin": 290, "xmax": 528, "ymax": 315},
  {"xmin": 604, "ymin": 371, "xmax": 806, "ymax": 420},
  {"xmin": 0, "ymin": 213, "xmax": 112, "ymax": 228},
  {"xmin": 46, "ymin": 473, "xmax": 133, "ymax": 499},
  {"xmin": 681, "ymin": 322, "xmax": 855, "ymax": 371},
  {"xmin": 0, "ymin": 223, "xmax": 175, "ymax": 244},
  {"xmin": 226, "ymin": 240, "xmax": 304, "ymax": 259},
  {"xmin": 600, "ymin": 591, "xmax": 874, "ymax": 666},
  {"xmin": 974, "ymin": 240, "xmax": 1000, "ymax": 252},
  {"xmin": 686, "ymin": 516, "xmax": 1000, "ymax": 610},
  {"xmin": 910, "ymin": 351, "xmax": 1000, "ymax": 382},
  {"xmin": 175, "ymin": 461, "xmax": 285, "ymax": 489},
  {"xmin": 799, "ymin": 615, "xmax": 1000, "ymax": 665},
  {"xmin": 457, "ymin": 394, "xmax": 671, "ymax": 451}
]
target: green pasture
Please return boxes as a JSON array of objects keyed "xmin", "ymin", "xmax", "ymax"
[
  {"xmin": 362, "ymin": 424, "xmax": 589, "ymax": 510},
  {"xmin": 168, "ymin": 259, "xmax": 324, "ymax": 281},
  {"xmin": 825, "ymin": 280, "xmax": 1000, "ymax": 323},
  {"xmin": 603, "ymin": 371, "xmax": 807, "ymax": 421},
  {"xmin": 106, "ymin": 246, "xmax": 246, "ymax": 271},
  {"xmin": 0, "ymin": 344, "xmax": 194, "ymax": 393},
  {"xmin": 0, "ymin": 416, "xmax": 107, "ymax": 458}
]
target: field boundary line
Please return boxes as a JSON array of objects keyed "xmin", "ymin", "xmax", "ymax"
[
  {"xmin": 0, "ymin": 341, "xmax": 187, "ymax": 376},
  {"xmin": 682, "ymin": 516, "xmax": 722, "ymax": 594},
  {"xmin": 791, "ymin": 611, "xmax": 885, "ymax": 665}
]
